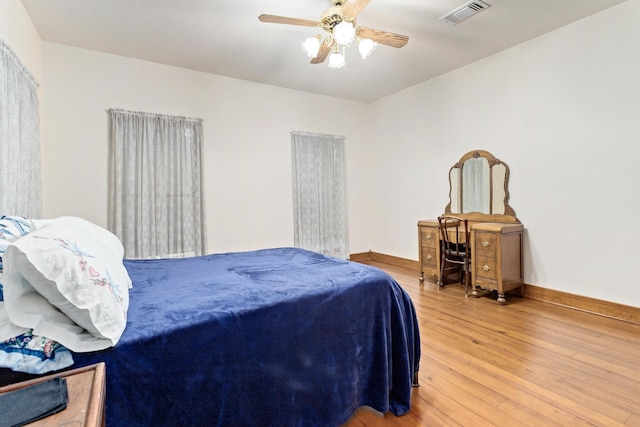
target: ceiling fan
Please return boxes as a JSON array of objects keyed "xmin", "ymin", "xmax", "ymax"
[{"xmin": 258, "ymin": 0, "xmax": 409, "ymax": 69}]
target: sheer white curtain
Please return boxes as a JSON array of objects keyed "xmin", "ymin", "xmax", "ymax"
[
  {"xmin": 291, "ymin": 131, "xmax": 348, "ymax": 259},
  {"xmin": 0, "ymin": 40, "xmax": 42, "ymax": 217},
  {"xmin": 108, "ymin": 109, "xmax": 207, "ymax": 259}
]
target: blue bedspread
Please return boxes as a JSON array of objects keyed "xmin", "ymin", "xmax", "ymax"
[{"xmin": 73, "ymin": 248, "xmax": 420, "ymax": 427}]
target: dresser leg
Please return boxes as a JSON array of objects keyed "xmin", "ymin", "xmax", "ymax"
[
  {"xmin": 419, "ymin": 272, "xmax": 424, "ymax": 283},
  {"xmin": 497, "ymin": 294, "xmax": 506, "ymax": 304}
]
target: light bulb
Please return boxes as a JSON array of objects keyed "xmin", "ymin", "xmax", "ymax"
[
  {"xmin": 358, "ymin": 39, "xmax": 377, "ymax": 59},
  {"xmin": 328, "ymin": 50, "xmax": 346, "ymax": 69},
  {"xmin": 301, "ymin": 36, "xmax": 321, "ymax": 58},
  {"xmin": 333, "ymin": 21, "xmax": 356, "ymax": 46}
]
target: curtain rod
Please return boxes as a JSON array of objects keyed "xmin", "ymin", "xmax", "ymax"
[
  {"xmin": 108, "ymin": 108, "xmax": 203, "ymax": 123},
  {"xmin": 291, "ymin": 131, "xmax": 345, "ymax": 139}
]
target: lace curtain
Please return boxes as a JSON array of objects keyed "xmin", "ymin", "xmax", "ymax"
[
  {"xmin": 0, "ymin": 40, "xmax": 42, "ymax": 217},
  {"xmin": 291, "ymin": 131, "xmax": 348, "ymax": 259},
  {"xmin": 108, "ymin": 109, "xmax": 207, "ymax": 259}
]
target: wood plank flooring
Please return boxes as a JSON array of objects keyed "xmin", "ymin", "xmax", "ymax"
[{"xmin": 342, "ymin": 262, "xmax": 640, "ymax": 427}]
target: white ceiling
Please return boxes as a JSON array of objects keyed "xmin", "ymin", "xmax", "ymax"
[{"xmin": 21, "ymin": 0, "xmax": 627, "ymax": 103}]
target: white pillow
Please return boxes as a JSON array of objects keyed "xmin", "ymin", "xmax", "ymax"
[
  {"xmin": 0, "ymin": 216, "xmax": 31, "ymax": 343},
  {"xmin": 0, "ymin": 302, "xmax": 28, "ymax": 342},
  {"xmin": 3, "ymin": 219, "xmax": 131, "ymax": 352},
  {"xmin": 29, "ymin": 216, "xmax": 131, "ymax": 289},
  {"xmin": 0, "ymin": 215, "xmax": 31, "ymax": 276},
  {"xmin": 30, "ymin": 216, "xmax": 124, "ymax": 260},
  {"xmin": 29, "ymin": 218, "xmax": 52, "ymax": 230}
]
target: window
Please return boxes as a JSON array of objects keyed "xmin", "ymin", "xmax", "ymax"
[
  {"xmin": 108, "ymin": 109, "xmax": 206, "ymax": 258},
  {"xmin": 291, "ymin": 131, "xmax": 348, "ymax": 259}
]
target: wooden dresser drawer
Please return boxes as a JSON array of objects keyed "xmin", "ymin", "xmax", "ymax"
[
  {"xmin": 421, "ymin": 246, "xmax": 437, "ymax": 268},
  {"xmin": 420, "ymin": 227, "xmax": 438, "ymax": 248},
  {"xmin": 475, "ymin": 232, "xmax": 498, "ymax": 258},
  {"xmin": 475, "ymin": 257, "xmax": 498, "ymax": 281}
]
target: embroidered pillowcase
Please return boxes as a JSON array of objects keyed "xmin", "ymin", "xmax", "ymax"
[
  {"xmin": 3, "ymin": 218, "xmax": 131, "ymax": 352},
  {"xmin": 51, "ymin": 216, "xmax": 125, "ymax": 260}
]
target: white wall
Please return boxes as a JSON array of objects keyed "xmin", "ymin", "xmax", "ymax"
[
  {"xmin": 39, "ymin": 43, "xmax": 369, "ymax": 254},
  {"xmin": 366, "ymin": 0, "xmax": 640, "ymax": 307},
  {"xmin": 0, "ymin": 0, "xmax": 42, "ymax": 83}
]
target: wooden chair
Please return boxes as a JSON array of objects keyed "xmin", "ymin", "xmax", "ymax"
[{"xmin": 437, "ymin": 215, "xmax": 471, "ymax": 295}]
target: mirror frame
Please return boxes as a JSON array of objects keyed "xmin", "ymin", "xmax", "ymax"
[{"xmin": 444, "ymin": 150, "xmax": 519, "ymax": 223}]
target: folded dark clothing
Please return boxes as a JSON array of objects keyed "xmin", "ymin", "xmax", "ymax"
[{"xmin": 0, "ymin": 377, "xmax": 68, "ymax": 427}]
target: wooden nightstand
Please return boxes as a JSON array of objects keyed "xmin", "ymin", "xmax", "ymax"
[{"xmin": 0, "ymin": 362, "xmax": 106, "ymax": 427}]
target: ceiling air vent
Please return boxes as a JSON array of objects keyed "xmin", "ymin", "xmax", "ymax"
[{"xmin": 440, "ymin": 0, "xmax": 491, "ymax": 25}]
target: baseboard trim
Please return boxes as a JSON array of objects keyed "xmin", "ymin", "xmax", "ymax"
[
  {"xmin": 350, "ymin": 251, "xmax": 419, "ymax": 271},
  {"xmin": 348, "ymin": 251, "xmax": 373, "ymax": 263},
  {"xmin": 523, "ymin": 284, "xmax": 640, "ymax": 325},
  {"xmin": 351, "ymin": 251, "xmax": 640, "ymax": 325}
]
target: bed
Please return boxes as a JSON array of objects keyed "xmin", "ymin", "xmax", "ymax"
[{"xmin": 0, "ymin": 217, "xmax": 420, "ymax": 427}]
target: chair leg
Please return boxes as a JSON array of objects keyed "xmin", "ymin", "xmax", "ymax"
[{"xmin": 464, "ymin": 270, "xmax": 471, "ymax": 297}]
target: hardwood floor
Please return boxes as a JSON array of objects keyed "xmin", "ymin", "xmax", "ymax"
[{"xmin": 343, "ymin": 262, "xmax": 640, "ymax": 427}]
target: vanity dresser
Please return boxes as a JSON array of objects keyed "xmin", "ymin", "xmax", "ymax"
[{"xmin": 418, "ymin": 150, "xmax": 524, "ymax": 304}]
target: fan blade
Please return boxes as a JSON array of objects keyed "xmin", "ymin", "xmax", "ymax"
[
  {"xmin": 258, "ymin": 14, "xmax": 319, "ymax": 28},
  {"xmin": 311, "ymin": 38, "xmax": 334, "ymax": 64},
  {"xmin": 342, "ymin": 0, "xmax": 371, "ymax": 20},
  {"xmin": 357, "ymin": 27, "xmax": 409, "ymax": 48}
]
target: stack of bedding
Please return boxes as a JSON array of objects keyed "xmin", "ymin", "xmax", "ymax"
[{"xmin": 0, "ymin": 215, "xmax": 131, "ymax": 375}]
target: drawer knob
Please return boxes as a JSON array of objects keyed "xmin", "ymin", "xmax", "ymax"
[
  {"xmin": 482, "ymin": 241, "xmax": 490, "ymax": 247},
  {"xmin": 483, "ymin": 264, "xmax": 490, "ymax": 271},
  {"xmin": 426, "ymin": 255, "xmax": 432, "ymax": 260},
  {"xmin": 426, "ymin": 234, "xmax": 432, "ymax": 240}
]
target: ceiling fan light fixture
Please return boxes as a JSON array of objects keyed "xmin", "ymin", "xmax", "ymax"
[
  {"xmin": 301, "ymin": 35, "xmax": 321, "ymax": 58},
  {"xmin": 333, "ymin": 20, "xmax": 356, "ymax": 45},
  {"xmin": 259, "ymin": 0, "xmax": 409, "ymax": 69},
  {"xmin": 358, "ymin": 38, "xmax": 377, "ymax": 59},
  {"xmin": 327, "ymin": 46, "xmax": 346, "ymax": 69}
]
